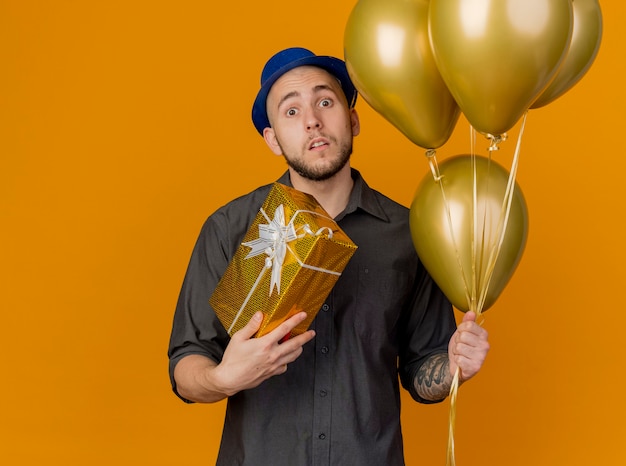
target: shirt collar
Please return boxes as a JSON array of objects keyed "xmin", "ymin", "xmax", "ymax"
[{"xmin": 276, "ymin": 168, "xmax": 390, "ymax": 223}]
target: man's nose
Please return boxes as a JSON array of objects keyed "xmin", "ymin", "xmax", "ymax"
[{"xmin": 305, "ymin": 109, "xmax": 322, "ymax": 130}]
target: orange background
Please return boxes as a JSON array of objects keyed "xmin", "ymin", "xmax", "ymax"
[{"xmin": 1, "ymin": 1, "xmax": 624, "ymax": 464}]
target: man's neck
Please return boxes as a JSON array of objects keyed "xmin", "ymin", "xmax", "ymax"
[{"xmin": 288, "ymin": 165, "xmax": 353, "ymax": 219}]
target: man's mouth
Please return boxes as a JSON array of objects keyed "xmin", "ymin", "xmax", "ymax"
[{"xmin": 309, "ymin": 139, "xmax": 329, "ymax": 150}]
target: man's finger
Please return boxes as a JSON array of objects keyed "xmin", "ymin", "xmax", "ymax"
[
  {"xmin": 233, "ymin": 311, "xmax": 264, "ymax": 340},
  {"xmin": 268, "ymin": 311, "xmax": 309, "ymax": 343},
  {"xmin": 462, "ymin": 311, "xmax": 477, "ymax": 323}
]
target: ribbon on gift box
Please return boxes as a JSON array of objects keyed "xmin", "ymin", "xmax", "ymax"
[{"xmin": 227, "ymin": 204, "xmax": 341, "ymax": 334}]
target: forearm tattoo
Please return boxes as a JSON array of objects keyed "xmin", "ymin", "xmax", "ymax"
[{"xmin": 414, "ymin": 353, "xmax": 452, "ymax": 401}]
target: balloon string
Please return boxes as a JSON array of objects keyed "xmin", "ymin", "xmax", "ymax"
[
  {"xmin": 470, "ymin": 122, "xmax": 481, "ymax": 311},
  {"xmin": 425, "ymin": 149, "xmax": 443, "ymax": 181},
  {"xmin": 475, "ymin": 131, "xmax": 508, "ymax": 309},
  {"xmin": 425, "ymin": 150, "xmax": 473, "ymax": 307},
  {"xmin": 471, "ymin": 149, "xmax": 480, "ymax": 312},
  {"xmin": 447, "ymin": 114, "xmax": 527, "ymax": 465},
  {"xmin": 475, "ymin": 151, "xmax": 492, "ymax": 313},
  {"xmin": 446, "ymin": 311, "xmax": 485, "ymax": 466},
  {"xmin": 477, "ymin": 112, "xmax": 526, "ymax": 312},
  {"xmin": 446, "ymin": 367, "xmax": 460, "ymax": 466}
]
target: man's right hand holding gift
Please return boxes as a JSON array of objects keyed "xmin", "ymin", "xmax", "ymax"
[{"xmin": 173, "ymin": 311, "xmax": 315, "ymax": 403}]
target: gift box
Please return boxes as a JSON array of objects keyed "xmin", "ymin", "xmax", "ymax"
[{"xmin": 209, "ymin": 182, "xmax": 357, "ymax": 338}]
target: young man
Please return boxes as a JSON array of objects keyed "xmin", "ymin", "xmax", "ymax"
[{"xmin": 168, "ymin": 47, "xmax": 489, "ymax": 465}]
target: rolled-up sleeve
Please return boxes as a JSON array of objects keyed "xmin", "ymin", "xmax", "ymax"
[
  {"xmin": 167, "ymin": 212, "xmax": 233, "ymax": 402},
  {"xmin": 167, "ymin": 186, "xmax": 271, "ymax": 402},
  {"xmin": 397, "ymin": 261, "xmax": 457, "ymax": 404}
]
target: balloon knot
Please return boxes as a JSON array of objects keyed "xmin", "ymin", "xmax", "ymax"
[
  {"xmin": 425, "ymin": 150, "xmax": 444, "ymax": 182},
  {"xmin": 487, "ymin": 133, "xmax": 507, "ymax": 151}
]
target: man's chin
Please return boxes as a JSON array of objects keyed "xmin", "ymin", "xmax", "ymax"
[
  {"xmin": 286, "ymin": 144, "xmax": 352, "ymax": 182},
  {"xmin": 291, "ymin": 160, "xmax": 348, "ymax": 182}
]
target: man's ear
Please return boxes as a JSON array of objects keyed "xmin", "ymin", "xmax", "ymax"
[
  {"xmin": 350, "ymin": 108, "xmax": 361, "ymax": 137},
  {"xmin": 263, "ymin": 127, "xmax": 283, "ymax": 155}
]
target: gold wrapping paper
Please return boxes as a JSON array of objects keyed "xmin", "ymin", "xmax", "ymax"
[{"xmin": 209, "ymin": 183, "xmax": 357, "ymax": 338}]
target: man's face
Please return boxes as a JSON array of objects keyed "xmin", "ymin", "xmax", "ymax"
[{"xmin": 263, "ymin": 66, "xmax": 360, "ymax": 182}]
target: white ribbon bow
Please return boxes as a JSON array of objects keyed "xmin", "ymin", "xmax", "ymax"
[{"xmin": 242, "ymin": 204, "xmax": 299, "ymax": 295}]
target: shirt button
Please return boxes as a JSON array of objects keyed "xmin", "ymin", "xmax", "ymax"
[
  {"xmin": 322, "ymin": 303, "xmax": 330, "ymax": 312},
  {"xmin": 320, "ymin": 390, "xmax": 327, "ymax": 397},
  {"xmin": 321, "ymin": 346, "xmax": 329, "ymax": 354},
  {"xmin": 318, "ymin": 433, "xmax": 326, "ymax": 440}
]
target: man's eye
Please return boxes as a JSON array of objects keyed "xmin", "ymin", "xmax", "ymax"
[
  {"xmin": 287, "ymin": 108, "xmax": 297, "ymax": 116},
  {"xmin": 320, "ymin": 99, "xmax": 332, "ymax": 107}
]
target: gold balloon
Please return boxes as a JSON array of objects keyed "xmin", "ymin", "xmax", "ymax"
[
  {"xmin": 428, "ymin": 0, "xmax": 573, "ymax": 136},
  {"xmin": 409, "ymin": 155, "xmax": 528, "ymax": 312},
  {"xmin": 344, "ymin": 0, "xmax": 460, "ymax": 149},
  {"xmin": 531, "ymin": 0, "xmax": 603, "ymax": 108}
]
